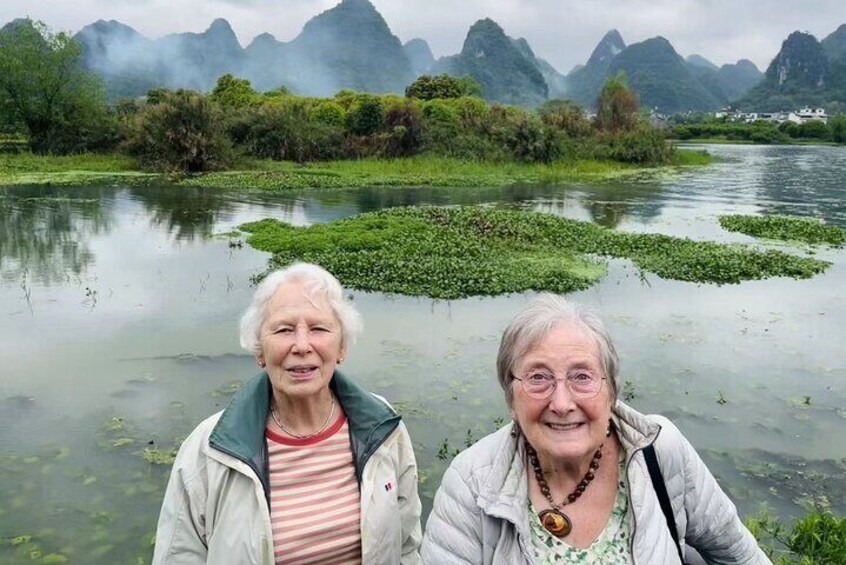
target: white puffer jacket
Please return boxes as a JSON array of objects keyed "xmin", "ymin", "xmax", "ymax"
[{"xmin": 422, "ymin": 401, "xmax": 771, "ymax": 565}]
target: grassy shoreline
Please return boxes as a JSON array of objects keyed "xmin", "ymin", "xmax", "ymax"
[
  {"xmin": 0, "ymin": 150, "xmax": 711, "ymax": 189},
  {"xmin": 670, "ymin": 138, "xmax": 840, "ymax": 146}
]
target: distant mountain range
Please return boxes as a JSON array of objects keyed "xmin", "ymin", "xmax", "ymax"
[
  {"xmin": 736, "ymin": 27, "xmax": 846, "ymax": 111},
  {"xmin": 5, "ymin": 0, "xmax": 845, "ymax": 112}
]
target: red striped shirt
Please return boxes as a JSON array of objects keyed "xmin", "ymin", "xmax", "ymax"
[{"xmin": 266, "ymin": 413, "xmax": 362, "ymax": 565}]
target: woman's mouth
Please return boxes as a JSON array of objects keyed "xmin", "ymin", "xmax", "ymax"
[
  {"xmin": 545, "ymin": 422, "xmax": 583, "ymax": 432},
  {"xmin": 287, "ymin": 365, "xmax": 319, "ymax": 379}
]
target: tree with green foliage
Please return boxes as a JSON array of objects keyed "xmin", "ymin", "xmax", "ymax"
[
  {"xmin": 209, "ymin": 74, "xmax": 259, "ymax": 110},
  {"xmin": 124, "ymin": 90, "xmax": 231, "ymax": 172},
  {"xmin": 596, "ymin": 72, "xmax": 639, "ymax": 133},
  {"xmin": 0, "ymin": 19, "xmax": 116, "ymax": 153},
  {"xmin": 405, "ymin": 74, "xmax": 482, "ymax": 100},
  {"xmin": 831, "ymin": 114, "xmax": 846, "ymax": 143}
]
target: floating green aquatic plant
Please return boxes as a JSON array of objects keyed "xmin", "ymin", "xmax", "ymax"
[
  {"xmin": 719, "ymin": 214, "xmax": 846, "ymax": 246},
  {"xmin": 110, "ymin": 438, "xmax": 134, "ymax": 448},
  {"xmin": 239, "ymin": 206, "xmax": 830, "ymax": 299},
  {"xmin": 140, "ymin": 447, "xmax": 177, "ymax": 465}
]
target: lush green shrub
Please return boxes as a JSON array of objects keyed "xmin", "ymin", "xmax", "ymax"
[
  {"xmin": 599, "ymin": 126, "xmax": 674, "ymax": 165},
  {"xmin": 830, "ymin": 114, "xmax": 846, "ymax": 143},
  {"xmin": 123, "ymin": 89, "xmax": 232, "ymax": 172},
  {"xmin": 420, "ymin": 99, "xmax": 462, "ymax": 154},
  {"xmin": 145, "ymin": 88, "xmax": 170, "ymax": 105},
  {"xmin": 346, "ymin": 95, "xmax": 384, "ymax": 136},
  {"xmin": 794, "ymin": 120, "xmax": 830, "ymax": 140},
  {"xmin": 311, "ymin": 100, "xmax": 346, "ymax": 128},
  {"xmin": 382, "ymin": 98, "xmax": 423, "ymax": 157},
  {"xmin": 538, "ymin": 99, "xmax": 593, "ymax": 139},
  {"xmin": 446, "ymin": 96, "xmax": 490, "ymax": 131},
  {"xmin": 236, "ymin": 102, "xmax": 345, "ymax": 162},
  {"xmin": 405, "ymin": 74, "xmax": 482, "ymax": 100},
  {"xmin": 501, "ymin": 114, "xmax": 560, "ymax": 163},
  {"xmin": 209, "ymin": 74, "xmax": 259, "ymax": 110},
  {"xmin": 747, "ymin": 509, "xmax": 846, "ymax": 564}
]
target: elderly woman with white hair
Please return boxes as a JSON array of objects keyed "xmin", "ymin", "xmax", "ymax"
[
  {"xmin": 422, "ymin": 294, "xmax": 770, "ymax": 565},
  {"xmin": 153, "ymin": 262, "xmax": 422, "ymax": 565}
]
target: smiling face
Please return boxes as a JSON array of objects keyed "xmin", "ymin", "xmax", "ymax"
[
  {"xmin": 257, "ymin": 279, "xmax": 345, "ymax": 402},
  {"xmin": 511, "ymin": 321, "xmax": 612, "ymax": 469}
]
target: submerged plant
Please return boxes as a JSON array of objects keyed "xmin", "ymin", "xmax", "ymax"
[{"xmin": 240, "ymin": 206, "xmax": 830, "ymax": 299}]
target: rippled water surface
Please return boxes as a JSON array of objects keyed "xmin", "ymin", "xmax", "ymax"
[{"xmin": 1, "ymin": 145, "xmax": 844, "ymax": 562}]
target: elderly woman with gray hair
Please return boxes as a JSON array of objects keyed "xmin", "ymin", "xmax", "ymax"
[
  {"xmin": 422, "ymin": 294, "xmax": 769, "ymax": 564},
  {"xmin": 153, "ymin": 262, "xmax": 422, "ymax": 565}
]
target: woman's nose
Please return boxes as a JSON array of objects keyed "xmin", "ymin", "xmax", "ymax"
[
  {"xmin": 548, "ymin": 380, "xmax": 576, "ymax": 413},
  {"xmin": 292, "ymin": 327, "xmax": 312, "ymax": 352}
]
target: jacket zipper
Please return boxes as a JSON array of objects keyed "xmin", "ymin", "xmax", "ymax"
[{"xmin": 625, "ymin": 446, "xmax": 641, "ymax": 565}]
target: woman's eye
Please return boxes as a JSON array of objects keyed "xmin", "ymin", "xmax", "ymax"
[
  {"xmin": 528, "ymin": 373, "xmax": 551, "ymax": 382},
  {"xmin": 571, "ymin": 372, "xmax": 593, "ymax": 382},
  {"xmin": 275, "ymin": 328, "xmax": 293, "ymax": 334}
]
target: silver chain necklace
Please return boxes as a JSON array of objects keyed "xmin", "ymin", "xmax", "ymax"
[{"xmin": 270, "ymin": 397, "xmax": 337, "ymax": 439}]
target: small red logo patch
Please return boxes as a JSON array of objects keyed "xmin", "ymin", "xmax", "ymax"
[{"xmin": 384, "ymin": 482, "xmax": 394, "ymax": 491}]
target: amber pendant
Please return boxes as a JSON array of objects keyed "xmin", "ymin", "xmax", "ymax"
[{"xmin": 538, "ymin": 509, "xmax": 572, "ymax": 537}]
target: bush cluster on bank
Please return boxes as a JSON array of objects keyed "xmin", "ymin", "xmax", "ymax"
[
  {"xmin": 671, "ymin": 114, "xmax": 846, "ymax": 144},
  {"xmin": 113, "ymin": 73, "xmax": 675, "ymax": 173}
]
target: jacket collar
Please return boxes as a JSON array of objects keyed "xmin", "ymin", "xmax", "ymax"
[
  {"xmin": 329, "ymin": 371, "xmax": 402, "ymax": 481},
  {"xmin": 611, "ymin": 400, "xmax": 662, "ymax": 456},
  {"xmin": 208, "ymin": 371, "xmax": 401, "ymax": 482}
]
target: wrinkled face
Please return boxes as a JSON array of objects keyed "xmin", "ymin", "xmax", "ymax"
[
  {"xmin": 511, "ymin": 322, "xmax": 612, "ymax": 467},
  {"xmin": 257, "ymin": 279, "xmax": 344, "ymax": 401}
]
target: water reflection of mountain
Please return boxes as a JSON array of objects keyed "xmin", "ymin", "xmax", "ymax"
[
  {"xmin": 756, "ymin": 146, "xmax": 846, "ymax": 227},
  {"xmin": 0, "ymin": 186, "xmax": 114, "ymax": 284}
]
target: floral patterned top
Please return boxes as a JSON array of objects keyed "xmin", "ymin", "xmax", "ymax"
[{"xmin": 528, "ymin": 454, "xmax": 633, "ymax": 564}]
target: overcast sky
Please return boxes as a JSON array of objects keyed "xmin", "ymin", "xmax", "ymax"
[{"xmin": 2, "ymin": 0, "xmax": 845, "ymax": 73}]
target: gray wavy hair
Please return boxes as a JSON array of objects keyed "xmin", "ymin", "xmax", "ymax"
[
  {"xmin": 496, "ymin": 294, "xmax": 619, "ymax": 407},
  {"xmin": 239, "ymin": 263, "xmax": 363, "ymax": 355}
]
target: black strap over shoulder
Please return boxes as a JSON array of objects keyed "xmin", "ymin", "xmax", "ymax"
[{"xmin": 643, "ymin": 443, "xmax": 686, "ymax": 564}]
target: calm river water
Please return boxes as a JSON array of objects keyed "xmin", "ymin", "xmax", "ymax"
[{"xmin": 1, "ymin": 144, "xmax": 844, "ymax": 562}]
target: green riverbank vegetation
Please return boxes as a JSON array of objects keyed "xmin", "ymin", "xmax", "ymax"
[
  {"xmin": 669, "ymin": 112, "xmax": 846, "ymax": 145},
  {"xmin": 238, "ymin": 207, "xmax": 830, "ymax": 299},
  {"xmin": 1, "ymin": 19, "xmax": 704, "ymax": 186},
  {"xmin": 747, "ymin": 509, "xmax": 846, "ymax": 564}
]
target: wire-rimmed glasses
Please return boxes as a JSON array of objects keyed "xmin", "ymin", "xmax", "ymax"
[{"xmin": 513, "ymin": 371, "xmax": 606, "ymax": 400}]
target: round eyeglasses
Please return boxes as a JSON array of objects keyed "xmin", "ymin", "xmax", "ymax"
[{"xmin": 513, "ymin": 372, "xmax": 606, "ymax": 400}]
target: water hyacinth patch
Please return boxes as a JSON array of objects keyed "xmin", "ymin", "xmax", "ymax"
[
  {"xmin": 719, "ymin": 214, "xmax": 846, "ymax": 247},
  {"xmin": 239, "ymin": 207, "xmax": 830, "ymax": 299}
]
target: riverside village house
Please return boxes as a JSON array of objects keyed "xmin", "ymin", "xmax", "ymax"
[{"xmin": 715, "ymin": 107, "xmax": 829, "ymax": 124}]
